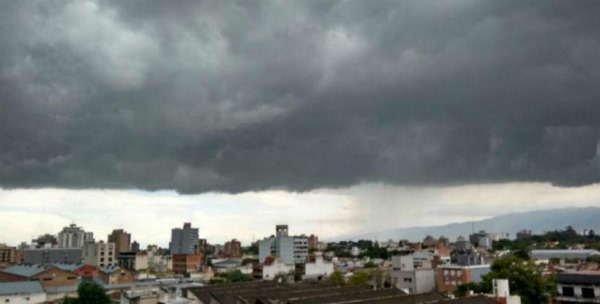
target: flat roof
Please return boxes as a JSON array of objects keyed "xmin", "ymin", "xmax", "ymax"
[{"xmin": 557, "ymin": 272, "xmax": 600, "ymax": 285}]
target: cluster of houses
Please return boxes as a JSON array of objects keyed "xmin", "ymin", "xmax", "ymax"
[{"xmin": 2, "ymin": 223, "xmax": 600, "ymax": 303}]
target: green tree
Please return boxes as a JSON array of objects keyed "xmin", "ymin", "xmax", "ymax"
[
  {"xmin": 349, "ymin": 271, "xmax": 370, "ymax": 286},
  {"xmin": 586, "ymin": 255, "xmax": 600, "ymax": 263},
  {"xmin": 363, "ymin": 261, "xmax": 377, "ymax": 268},
  {"xmin": 60, "ymin": 296, "xmax": 78, "ymax": 304},
  {"xmin": 242, "ymin": 258, "xmax": 259, "ymax": 266},
  {"xmin": 227, "ymin": 270, "xmax": 253, "ymax": 283},
  {"xmin": 549, "ymin": 257, "xmax": 561, "ymax": 265},
  {"xmin": 329, "ymin": 271, "xmax": 345, "ymax": 286},
  {"xmin": 370, "ymin": 268, "xmax": 384, "ymax": 289},
  {"xmin": 480, "ymin": 255, "xmax": 551, "ymax": 304},
  {"xmin": 76, "ymin": 280, "xmax": 111, "ymax": 304},
  {"xmin": 454, "ymin": 282, "xmax": 482, "ymax": 298}
]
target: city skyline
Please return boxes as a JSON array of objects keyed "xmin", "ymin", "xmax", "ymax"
[{"xmin": 1, "ymin": 183, "xmax": 599, "ymax": 248}]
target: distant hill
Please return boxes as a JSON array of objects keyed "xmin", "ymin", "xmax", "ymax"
[{"xmin": 337, "ymin": 207, "xmax": 600, "ymax": 242}]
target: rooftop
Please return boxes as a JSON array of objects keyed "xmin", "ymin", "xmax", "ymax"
[
  {"xmin": 186, "ymin": 281, "xmax": 496, "ymax": 304},
  {"xmin": 557, "ymin": 271, "xmax": 600, "ymax": 285},
  {"xmin": 0, "ymin": 281, "xmax": 44, "ymax": 295},
  {"xmin": 1, "ymin": 264, "xmax": 48, "ymax": 277}
]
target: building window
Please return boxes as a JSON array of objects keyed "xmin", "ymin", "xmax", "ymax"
[
  {"xmin": 562, "ymin": 286, "xmax": 574, "ymax": 297},
  {"xmin": 582, "ymin": 287, "xmax": 595, "ymax": 299}
]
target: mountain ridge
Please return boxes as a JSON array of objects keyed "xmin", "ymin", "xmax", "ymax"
[{"xmin": 335, "ymin": 207, "xmax": 600, "ymax": 242}]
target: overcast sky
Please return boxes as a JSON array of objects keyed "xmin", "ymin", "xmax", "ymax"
[{"xmin": 1, "ymin": 1, "xmax": 599, "ymax": 247}]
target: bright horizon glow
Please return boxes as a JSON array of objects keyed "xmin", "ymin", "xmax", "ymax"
[{"xmin": 2, "ymin": 182, "xmax": 600, "ymax": 248}]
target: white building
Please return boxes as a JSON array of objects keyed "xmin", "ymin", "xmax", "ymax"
[
  {"xmin": 391, "ymin": 269, "xmax": 436, "ymax": 294},
  {"xmin": 262, "ymin": 258, "xmax": 295, "ymax": 280},
  {"xmin": 304, "ymin": 252, "xmax": 334, "ymax": 280},
  {"xmin": 492, "ymin": 279, "xmax": 521, "ymax": 304},
  {"xmin": 259, "ymin": 225, "xmax": 308, "ymax": 264},
  {"xmin": 57, "ymin": 223, "xmax": 94, "ymax": 248},
  {"xmin": 83, "ymin": 241, "xmax": 116, "ymax": 267},
  {"xmin": 147, "ymin": 250, "xmax": 173, "ymax": 272},
  {"xmin": 391, "ymin": 254, "xmax": 436, "ymax": 294},
  {"xmin": 0, "ymin": 281, "xmax": 46, "ymax": 304}
]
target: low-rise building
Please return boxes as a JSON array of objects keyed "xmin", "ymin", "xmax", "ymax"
[
  {"xmin": 391, "ymin": 268, "xmax": 436, "ymax": 294},
  {"xmin": 261, "ymin": 258, "xmax": 294, "ymax": 281},
  {"xmin": 99, "ymin": 265, "xmax": 135, "ymax": 285},
  {"xmin": 117, "ymin": 251, "xmax": 151, "ymax": 271},
  {"xmin": 0, "ymin": 281, "xmax": 46, "ymax": 304},
  {"xmin": 437, "ymin": 264, "xmax": 491, "ymax": 293},
  {"xmin": 211, "ymin": 259, "xmax": 243, "ymax": 274},
  {"xmin": 172, "ymin": 253, "xmax": 204, "ymax": 274},
  {"xmin": 531, "ymin": 249, "xmax": 600, "ymax": 261},
  {"xmin": 0, "ymin": 264, "xmax": 79, "ymax": 290},
  {"xmin": 121, "ymin": 288, "xmax": 161, "ymax": 304},
  {"xmin": 556, "ymin": 271, "xmax": 600, "ymax": 303},
  {"xmin": 83, "ymin": 241, "xmax": 116, "ymax": 267},
  {"xmin": 304, "ymin": 252, "xmax": 333, "ymax": 280}
]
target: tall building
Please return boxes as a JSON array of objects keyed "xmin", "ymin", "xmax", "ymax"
[
  {"xmin": 308, "ymin": 234, "xmax": 319, "ymax": 250},
  {"xmin": 131, "ymin": 241, "xmax": 140, "ymax": 252},
  {"xmin": 469, "ymin": 231, "xmax": 493, "ymax": 249},
  {"xmin": 83, "ymin": 241, "xmax": 116, "ymax": 268},
  {"xmin": 259, "ymin": 225, "xmax": 308, "ymax": 265},
  {"xmin": 108, "ymin": 229, "xmax": 131, "ymax": 254},
  {"xmin": 32, "ymin": 234, "xmax": 58, "ymax": 248},
  {"xmin": 0, "ymin": 244, "xmax": 17, "ymax": 264},
  {"xmin": 57, "ymin": 223, "xmax": 94, "ymax": 248},
  {"xmin": 169, "ymin": 223, "xmax": 199, "ymax": 255},
  {"xmin": 224, "ymin": 239, "xmax": 242, "ymax": 258}
]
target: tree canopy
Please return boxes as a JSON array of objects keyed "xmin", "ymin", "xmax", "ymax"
[
  {"xmin": 459, "ymin": 255, "xmax": 555, "ymax": 304},
  {"xmin": 62, "ymin": 280, "xmax": 111, "ymax": 304}
]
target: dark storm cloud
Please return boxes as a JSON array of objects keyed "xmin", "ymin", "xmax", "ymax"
[{"xmin": 1, "ymin": 0, "xmax": 599, "ymax": 193}]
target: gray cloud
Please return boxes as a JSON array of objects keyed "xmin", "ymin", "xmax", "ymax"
[{"xmin": 1, "ymin": 0, "xmax": 599, "ymax": 193}]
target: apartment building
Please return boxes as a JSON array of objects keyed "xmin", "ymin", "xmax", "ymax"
[
  {"xmin": 57, "ymin": 223, "xmax": 94, "ymax": 248},
  {"xmin": 259, "ymin": 225, "xmax": 308, "ymax": 265},
  {"xmin": 83, "ymin": 241, "xmax": 116, "ymax": 268},
  {"xmin": 437, "ymin": 264, "xmax": 491, "ymax": 293},
  {"xmin": 108, "ymin": 229, "xmax": 131, "ymax": 254},
  {"xmin": 170, "ymin": 223, "xmax": 200, "ymax": 255}
]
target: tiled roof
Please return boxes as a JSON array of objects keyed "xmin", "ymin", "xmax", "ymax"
[{"xmin": 0, "ymin": 281, "xmax": 44, "ymax": 295}]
